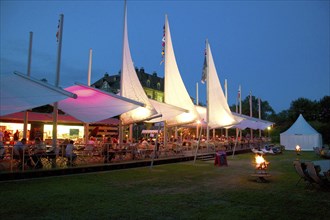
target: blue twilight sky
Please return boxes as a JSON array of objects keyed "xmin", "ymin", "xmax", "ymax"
[{"xmin": 1, "ymin": 0, "xmax": 329, "ymax": 113}]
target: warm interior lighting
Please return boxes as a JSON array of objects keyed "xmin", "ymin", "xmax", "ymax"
[
  {"xmin": 72, "ymin": 88, "xmax": 95, "ymax": 97},
  {"xmin": 132, "ymin": 107, "xmax": 150, "ymax": 118},
  {"xmin": 177, "ymin": 112, "xmax": 195, "ymax": 124}
]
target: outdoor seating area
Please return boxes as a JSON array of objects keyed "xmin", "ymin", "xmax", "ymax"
[
  {"xmin": 0, "ymin": 138, "xmax": 259, "ymax": 175},
  {"xmin": 293, "ymin": 159, "xmax": 330, "ymax": 188},
  {"xmin": 313, "ymin": 145, "xmax": 330, "ymax": 159}
]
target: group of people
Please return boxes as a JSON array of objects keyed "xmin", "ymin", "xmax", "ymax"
[
  {"xmin": 0, "ymin": 129, "xmax": 20, "ymax": 143},
  {"xmin": 13, "ymin": 137, "xmax": 46, "ymax": 169},
  {"xmin": 10, "ymin": 137, "xmax": 79, "ymax": 169}
]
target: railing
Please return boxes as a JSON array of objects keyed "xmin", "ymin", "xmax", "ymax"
[{"xmin": 0, "ymin": 140, "xmax": 266, "ymax": 173}]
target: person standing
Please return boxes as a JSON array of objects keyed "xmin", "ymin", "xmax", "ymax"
[
  {"xmin": 13, "ymin": 130, "xmax": 20, "ymax": 142},
  {"xmin": 102, "ymin": 137, "xmax": 115, "ymax": 163},
  {"xmin": 65, "ymin": 140, "xmax": 77, "ymax": 166},
  {"xmin": 0, "ymin": 129, "xmax": 4, "ymax": 142}
]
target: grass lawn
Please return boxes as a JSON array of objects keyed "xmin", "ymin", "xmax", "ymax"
[{"xmin": 0, "ymin": 151, "xmax": 329, "ymax": 219}]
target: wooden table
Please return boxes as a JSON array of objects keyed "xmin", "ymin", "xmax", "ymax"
[{"xmin": 251, "ymin": 171, "xmax": 271, "ymax": 183}]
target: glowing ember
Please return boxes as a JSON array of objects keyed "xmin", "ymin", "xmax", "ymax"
[{"xmin": 255, "ymin": 155, "xmax": 269, "ymax": 170}]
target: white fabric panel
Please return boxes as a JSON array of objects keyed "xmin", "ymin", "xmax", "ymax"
[
  {"xmin": 195, "ymin": 106, "xmax": 272, "ymax": 130},
  {"xmin": 0, "ymin": 72, "xmax": 76, "ymax": 116},
  {"xmin": 163, "ymin": 15, "xmax": 199, "ymax": 126},
  {"xmin": 58, "ymin": 84, "xmax": 143, "ymax": 123},
  {"xmin": 206, "ymin": 42, "xmax": 238, "ymax": 129},
  {"xmin": 230, "ymin": 112, "xmax": 273, "ymax": 130},
  {"xmin": 119, "ymin": 5, "xmax": 157, "ymax": 125},
  {"xmin": 146, "ymin": 99, "xmax": 188, "ymax": 123}
]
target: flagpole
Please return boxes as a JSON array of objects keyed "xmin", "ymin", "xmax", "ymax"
[
  {"xmin": 52, "ymin": 14, "xmax": 64, "ymax": 152},
  {"xmin": 84, "ymin": 48, "xmax": 92, "ymax": 144},
  {"xmin": 23, "ymin": 31, "xmax": 33, "ymax": 140},
  {"xmin": 206, "ymin": 39, "xmax": 210, "ymax": 150},
  {"xmin": 239, "ymin": 85, "xmax": 242, "ymax": 140},
  {"xmin": 258, "ymin": 97, "xmax": 262, "ymax": 137},
  {"xmin": 224, "ymin": 79, "xmax": 228, "ymax": 139},
  {"xmin": 119, "ymin": 0, "xmax": 127, "ymax": 147},
  {"xmin": 224, "ymin": 79, "xmax": 227, "ymax": 101},
  {"xmin": 250, "ymin": 91, "xmax": 253, "ymax": 140},
  {"xmin": 196, "ymin": 82, "xmax": 199, "ymax": 138}
]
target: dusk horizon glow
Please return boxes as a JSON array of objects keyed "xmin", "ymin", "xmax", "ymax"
[{"xmin": 1, "ymin": 0, "xmax": 329, "ymax": 114}]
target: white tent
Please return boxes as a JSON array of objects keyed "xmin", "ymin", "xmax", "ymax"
[
  {"xmin": 280, "ymin": 114, "xmax": 322, "ymax": 151},
  {"xmin": 0, "ymin": 72, "xmax": 77, "ymax": 116}
]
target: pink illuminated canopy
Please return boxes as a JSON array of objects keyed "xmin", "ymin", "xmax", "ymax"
[{"xmin": 58, "ymin": 83, "xmax": 144, "ymax": 123}]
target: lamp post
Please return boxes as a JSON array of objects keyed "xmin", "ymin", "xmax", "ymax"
[
  {"xmin": 295, "ymin": 145, "xmax": 301, "ymax": 160},
  {"xmin": 267, "ymin": 126, "xmax": 271, "ymax": 143},
  {"xmin": 295, "ymin": 145, "xmax": 301, "ymax": 155}
]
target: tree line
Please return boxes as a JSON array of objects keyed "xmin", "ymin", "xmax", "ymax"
[{"xmin": 229, "ymin": 95, "xmax": 330, "ymax": 144}]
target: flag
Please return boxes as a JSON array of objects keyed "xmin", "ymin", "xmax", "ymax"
[
  {"xmin": 160, "ymin": 25, "xmax": 165, "ymax": 65},
  {"xmin": 56, "ymin": 18, "xmax": 60, "ymax": 42},
  {"xmin": 249, "ymin": 91, "xmax": 252, "ymax": 117},
  {"xmin": 258, "ymin": 97, "xmax": 261, "ymax": 119},
  {"xmin": 201, "ymin": 49, "xmax": 207, "ymax": 84},
  {"xmin": 236, "ymin": 85, "xmax": 241, "ymax": 113}
]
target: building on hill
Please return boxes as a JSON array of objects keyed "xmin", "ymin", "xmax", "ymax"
[{"xmin": 92, "ymin": 67, "xmax": 164, "ymax": 102}]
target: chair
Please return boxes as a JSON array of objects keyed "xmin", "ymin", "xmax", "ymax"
[
  {"xmin": 293, "ymin": 160, "xmax": 314, "ymax": 188},
  {"xmin": 305, "ymin": 161, "xmax": 328, "ymax": 187},
  {"xmin": 66, "ymin": 154, "xmax": 77, "ymax": 167}
]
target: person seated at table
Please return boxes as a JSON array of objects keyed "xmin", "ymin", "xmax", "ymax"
[
  {"xmin": 141, "ymin": 138, "xmax": 149, "ymax": 149},
  {"xmin": 0, "ymin": 141, "xmax": 5, "ymax": 159},
  {"xmin": 59, "ymin": 139, "xmax": 70, "ymax": 156},
  {"xmin": 30, "ymin": 137, "xmax": 46, "ymax": 169},
  {"xmin": 85, "ymin": 136, "xmax": 96, "ymax": 155},
  {"xmin": 65, "ymin": 140, "xmax": 77, "ymax": 166},
  {"xmin": 13, "ymin": 138, "xmax": 33, "ymax": 168},
  {"xmin": 102, "ymin": 137, "xmax": 115, "ymax": 163}
]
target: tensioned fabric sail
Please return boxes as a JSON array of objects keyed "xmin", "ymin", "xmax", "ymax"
[
  {"xmin": 146, "ymin": 99, "xmax": 188, "ymax": 123},
  {"xmin": 205, "ymin": 42, "xmax": 238, "ymax": 129},
  {"xmin": 230, "ymin": 112, "xmax": 273, "ymax": 130},
  {"xmin": 58, "ymin": 83, "xmax": 144, "ymax": 123},
  {"xmin": 194, "ymin": 106, "xmax": 272, "ymax": 130},
  {"xmin": 0, "ymin": 71, "xmax": 77, "ymax": 116},
  {"xmin": 119, "ymin": 4, "xmax": 157, "ymax": 125},
  {"xmin": 164, "ymin": 15, "xmax": 199, "ymax": 126}
]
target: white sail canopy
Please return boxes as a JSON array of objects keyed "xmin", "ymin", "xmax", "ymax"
[
  {"xmin": 164, "ymin": 15, "xmax": 199, "ymax": 126},
  {"xmin": 194, "ymin": 106, "xmax": 272, "ymax": 130},
  {"xmin": 58, "ymin": 83, "xmax": 144, "ymax": 123},
  {"xmin": 146, "ymin": 99, "xmax": 188, "ymax": 123},
  {"xmin": 119, "ymin": 4, "xmax": 157, "ymax": 125},
  {"xmin": 230, "ymin": 112, "xmax": 273, "ymax": 130},
  {"xmin": 0, "ymin": 72, "xmax": 77, "ymax": 116},
  {"xmin": 205, "ymin": 41, "xmax": 238, "ymax": 128}
]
